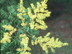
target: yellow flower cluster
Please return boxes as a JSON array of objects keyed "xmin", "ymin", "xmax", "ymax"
[
  {"xmin": 27, "ymin": 0, "xmax": 51, "ymax": 30},
  {"xmin": 0, "ymin": 0, "xmax": 68, "ymax": 54},
  {"xmin": 16, "ymin": 0, "xmax": 32, "ymax": 54},
  {"xmin": 0, "ymin": 24, "xmax": 17, "ymax": 43},
  {"xmin": 17, "ymin": 0, "xmax": 27, "ymax": 26},
  {"xmin": 16, "ymin": 0, "xmax": 68, "ymax": 54},
  {"xmin": 3, "ymin": 24, "xmax": 14, "ymax": 30},
  {"xmin": 16, "ymin": 34, "xmax": 31, "ymax": 54},
  {"xmin": 2, "ymin": 24, "xmax": 17, "ymax": 35},
  {"xmin": 31, "ymin": 32, "xmax": 68, "ymax": 54},
  {"xmin": 0, "ymin": 32, "xmax": 11, "ymax": 43}
]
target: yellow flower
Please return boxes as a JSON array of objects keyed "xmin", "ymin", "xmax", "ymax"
[
  {"xmin": 40, "ymin": 8, "xmax": 45, "ymax": 12},
  {"xmin": 31, "ymin": 40, "xmax": 34, "ymax": 45},
  {"xmin": 20, "ymin": 34, "xmax": 26, "ymax": 37},
  {"xmin": 27, "ymin": 8, "xmax": 33, "ymax": 17},
  {"xmin": 21, "ymin": 37, "xmax": 29, "ymax": 46},
  {"xmin": 44, "ymin": 32, "xmax": 50, "ymax": 37},
  {"xmin": 36, "ymin": 19, "xmax": 46, "ymax": 25},
  {"xmin": 21, "ymin": 23, "xmax": 27, "ymax": 26},
  {"xmin": 14, "ymin": 28, "xmax": 17, "ymax": 32},
  {"xmin": 17, "ymin": 9, "xmax": 20, "ymax": 12},
  {"xmin": 20, "ymin": 51, "xmax": 25, "ymax": 54},
  {"xmin": 20, "ymin": 0, "xmax": 23, "ymax": 4},
  {"xmin": 9, "ymin": 30, "xmax": 14, "ymax": 35},
  {"xmin": 26, "ymin": 47, "xmax": 31, "ymax": 51},
  {"xmin": 63, "ymin": 43, "xmax": 68, "ymax": 46},
  {"xmin": 16, "ymin": 48, "xmax": 23, "ymax": 51},
  {"xmin": 3, "ymin": 24, "xmax": 14, "ymax": 30},
  {"xmin": 35, "ymin": 39, "xmax": 38, "ymax": 45},
  {"xmin": 21, "ymin": 38, "xmax": 25, "ymax": 45},
  {"xmin": 25, "ymin": 52, "xmax": 31, "ymax": 54},
  {"xmin": 34, "ymin": 8, "xmax": 39, "ymax": 14},
  {"xmin": 38, "ymin": 25, "xmax": 47, "ymax": 30},
  {"xmin": 41, "ymin": 2, "xmax": 47, "ymax": 9},
  {"xmin": 51, "ymin": 48, "xmax": 55, "ymax": 52},
  {"xmin": 29, "ymin": 22, "xmax": 34, "ymax": 29},
  {"xmin": 45, "ymin": 49, "xmax": 48, "ymax": 54},
  {"xmin": 30, "ymin": 3, "xmax": 35, "ymax": 9},
  {"xmin": 0, "ymin": 39, "xmax": 6, "ymax": 43},
  {"xmin": 45, "ymin": 11, "xmax": 51, "ymax": 17},
  {"xmin": 30, "ymin": 15, "xmax": 36, "ymax": 20},
  {"xmin": 6, "ymin": 38, "xmax": 11, "ymax": 43},
  {"xmin": 19, "ymin": 16, "xmax": 24, "ymax": 19},
  {"xmin": 0, "ymin": 34, "xmax": 11, "ymax": 43},
  {"xmin": 37, "ymin": 2, "xmax": 41, "ymax": 8}
]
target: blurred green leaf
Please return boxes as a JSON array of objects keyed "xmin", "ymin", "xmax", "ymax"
[{"xmin": 7, "ymin": 5, "xmax": 15, "ymax": 14}]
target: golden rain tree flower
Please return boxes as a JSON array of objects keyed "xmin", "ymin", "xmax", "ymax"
[
  {"xmin": 19, "ymin": 51, "xmax": 31, "ymax": 54},
  {"xmin": 41, "ymin": 0, "xmax": 47, "ymax": 9},
  {"xmin": 27, "ymin": 8, "xmax": 33, "ymax": 18},
  {"xmin": 25, "ymin": 52, "xmax": 31, "ymax": 54},
  {"xmin": 17, "ymin": 0, "xmax": 27, "ymax": 27},
  {"xmin": 0, "ymin": 24, "xmax": 17, "ymax": 44},
  {"xmin": 51, "ymin": 48, "xmax": 55, "ymax": 52},
  {"xmin": 17, "ymin": 37, "xmax": 31, "ymax": 54},
  {"xmin": 9, "ymin": 28, "xmax": 17, "ymax": 35},
  {"xmin": 21, "ymin": 22, "xmax": 27, "ymax": 26},
  {"xmin": 16, "ymin": 48, "xmax": 23, "ymax": 52},
  {"xmin": 15, "ymin": 0, "xmax": 68, "ymax": 54},
  {"xmin": 17, "ymin": 34, "xmax": 31, "ymax": 54},
  {"xmin": 30, "ymin": 3, "xmax": 36, "ymax": 10},
  {"xmin": 0, "ymin": 0, "xmax": 57, "ymax": 54},
  {"xmin": 0, "ymin": 24, "xmax": 17, "ymax": 43},
  {"xmin": 44, "ymin": 32, "xmax": 50, "ymax": 37},
  {"xmin": 2, "ymin": 24, "xmax": 14, "ymax": 30},
  {"xmin": 20, "ymin": 36, "xmax": 29, "ymax": 48},
  {"xmin": 36, "ymin": 2, "xmax": 41, "ymax": 9},
  {"xmin": 29, "ymin": 22, "xmax": 35, "ymax": 29},
  {"xmin": 0, "ymin": 32, "xmax": 11, "ymax": 43},
  {"xmin": 31, "ymin": 40, "xmax": 35, "ymax": 45},
  {"xmin": 30, "ymin": 32, "xmax": 68, "ymax": 54},
  {"xmin": 27, "ymin": 0, "xmax": 51, "ymax": 30},
  {"xmin": 30, "ymin": 15, "xmax": 36, "ymax": 20},
  {"xmin": 20, "ymin": 34, "xmax": 26, "ymax": 37}
]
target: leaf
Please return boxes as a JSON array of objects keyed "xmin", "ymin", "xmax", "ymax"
[
  {"xmin": 6, "ymin": 51, "xmax": 11, "ymax": 54},
  {"xmin": 7, "ymin": 5, "xmax": 15, "ymax": 14},
  {"xmin": 26, "ymin": 27, "xmax": 29, "ymax": 32},
  {"xmin": 2, "ymin": 20, "xmax": 8, "ymax": 25},
  {"xmin": 20, "ymin": 30, "xmax": 24, "ymax": 33},
  {"xmin": 13, "ymin": 12, "xmax": 17, "ymax": 16},
  {"xmin": 8, "ymin": 15, "xmax": 14, "ymax": 20},
  {"xmin": 32, "ymin": 29, "xmax": 40, "ymax": 35}
]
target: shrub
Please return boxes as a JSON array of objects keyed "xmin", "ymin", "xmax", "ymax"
[{"xmin": 0, "ymin": 0, "xmax": 68, "ymax": 54}]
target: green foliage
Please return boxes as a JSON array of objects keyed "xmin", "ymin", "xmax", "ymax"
[{"xmin": 0, "ymin": 0, "xmax": 41, "ymax": 54}]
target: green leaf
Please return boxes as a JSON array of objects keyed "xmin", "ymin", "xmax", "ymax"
[
  {"xmin": 20, "ymin": 30, "xmax": 24, "ymax": 33},
  {"xmin": 32, "ymin": 29, "xmax": 40, "ymax": 35},
  {"xmin": 13, "ymin": 12, "xmax": 17, "ymax": 16},
  {"xmin": 26, "ymin": 27, "xmax": 29, "ymax": 32},
  {"xmin": 2, "ymin": 20, "xmax": 8, "ymax": 25},
  {"xmin": 8, "ymin": 15, "xmax": 14, "ymax": 20},
  {"xmin": 7, "ymin": 5, "xmax": 15, "ymax": 14},
  {"xmin": 6, "ymin": 51, "xmax": 11, "ymax": 54}
]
